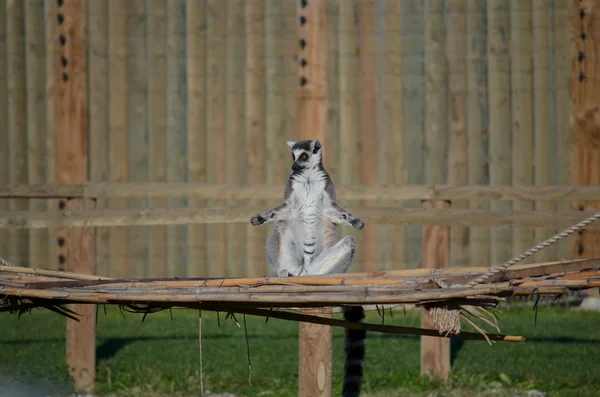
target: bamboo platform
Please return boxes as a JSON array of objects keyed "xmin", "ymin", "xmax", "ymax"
[{"xmin": 2, "ymin": 258, "xmax": 600, "ymax": 345}]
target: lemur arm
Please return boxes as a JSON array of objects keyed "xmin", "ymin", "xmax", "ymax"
[
  {"xmin": 250, "ymin": 202, "xmax": 290, "ymax": 226},
  {"xmin": 326, "ymin": 202, "xmax": 364, "ymax": 230}
]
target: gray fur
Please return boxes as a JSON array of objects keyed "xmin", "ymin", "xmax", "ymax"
[{"xmin": 250, "ymin": 140, "xmax": 364, "ymax": 277}]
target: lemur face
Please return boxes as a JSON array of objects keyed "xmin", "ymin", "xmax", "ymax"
[{"xmin": 287, "ymin": 140, "xmax": 322, "ymax": 171}]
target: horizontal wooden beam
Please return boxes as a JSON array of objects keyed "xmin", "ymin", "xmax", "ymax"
[
  {"xmin": 3, "ymin": 182, "xmax": 600, "ymax": 202},
  {"xmin": 1, "ymin": 206, "xmax": 599, "ymax": 230}
]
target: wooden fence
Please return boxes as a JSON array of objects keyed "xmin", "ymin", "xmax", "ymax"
[{"xmin": 0, "ymin": 0, "xmax": 596, "ymax": 280}]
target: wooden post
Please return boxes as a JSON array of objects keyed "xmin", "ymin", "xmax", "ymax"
[
  {"xmin": 53, "ymin": 0, "xmax": 96, "ymax": 392},
  {"xmin": 420, "ymin": 200, "xmax": 451, "ymax": 379},
  {"xmin": 0, "ymin": 1, "xmax": 7, "ymax": 260},
  {"xmin": 571, "ymin": 0, "xmax": 600, "ymax": 296},
  {"xmin": 297, "ymin": 1, "xmax": 331, "ymax": 397}
]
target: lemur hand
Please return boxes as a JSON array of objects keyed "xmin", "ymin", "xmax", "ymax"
[
  {"xmin": 250, "ymin": 214, "xmax": 266, "ymax": 226},
  {"xmin": 351, "ymin": 218, "xmax": 364, "ymax": 230}
]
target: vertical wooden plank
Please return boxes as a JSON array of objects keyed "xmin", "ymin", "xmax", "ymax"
[
  {"xmin": 487, "ymin": 0, "xmax": 512, "ymax": 265},
  {"xmin": 297, "ymin": 2, "xmax": 331, "ymax": 397},
  {"xmin": 7, "ymin": 0, "xmax": 28, "ymax": 268},
  {"xmin": 246, "ymin": 0, "xmax": 266, "ymax": 277},
  {"xmin": 571, "ymin": 0, "xmax": 600, "ymax": 260},
  {"xmin": 186, "ymin": 0, "xmax": 207, "ymax": 278},
  {"xmin": 533, "ymin": 0, "xmax": 555, "ymax": 262},
  {"xmin": 226, "ymin": 0, "xmax": 246, "ymax": 277},
  {"xmin": 447, "ymin": 0, "xmax": 468, "ymax": 267},
  {"xmin": 88, "ymin": 0, "xmax": 110, "ymax": 277},
  {"xmin": 466, "ymin": 0, "xmax": 489, "ymax": 267},
  {"xmin": 206, "ymin": 0, "xmax": 227, "ymax": 278},
  {"xmin": 167, "ymin": 0, "xmax": 188, "ymax": 277},
  {"xmin": 283, "ymin": 1, "xmax": 298, "ymax": 143},
  {"xmin": 128, "ymin": 0, "xmax": 148, "ymax": 277},
  {"xmin": 510, "ymin": 0, "xmax": 535, "ymax": 263},
  {"xmin": 424, "ymin": 0, "xmax": 447, "ymax": 186},
  {"xmin": 383, "ymin": 0, "xmax": 405, "ymax": 271},
  {"xmin": 25, "ymin": 1, "xmax": 47, "ymax": 268},
  {"xmin": 357, "ymin": 0, "xmax": 379, "ymax": 273},
  {"xmin": 420, "ymin": 200, "xmax": 450, "ymax": 379},
  {"xmin": 0, "ymin": 0, "xmax": 7, "ymax": 261},
  {"xmin": 338, "ymin": 0, "xmax": 361, "ymax": 268},
  {"xmin": 108, "ymin": 0, "xmax": 129, "ymax": 278},
  {"xmin": 45, "ymin": 0, "xmax": 58, "ymax": 271},
  {"xmin": 554, "ymin": 0, "xmax": 573, "ymax": 260},
  {"xmin": 148, "ymin": 0, "xmax": 169, "ymax": 278},
  {"xmin": 266, "ymin": 0, "xmax": 288, "ymax": 185},
  {"xmin": 54, "ymin": 0, "xmax": 96, "ymax": 391},
  {"xmin": 403, "ymin": 0, "xmax": 425, "ymax": 268},
  {"xmin": 325, "ymin": 0, "xmax": 340, "ymax": 180}
]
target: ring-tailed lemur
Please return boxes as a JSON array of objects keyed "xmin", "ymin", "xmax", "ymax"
[{"xmin": 249, "ymin": 139, "xmax": 366, "ymax": 397}]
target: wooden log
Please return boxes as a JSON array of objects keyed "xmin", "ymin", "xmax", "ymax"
[
  {"xmin": 206, "ymin": 0, "xmax": 227, "ymax": 278},
  {"xmin": 466, "ymin": 0, "xmax": 490, "ymax": 268},
  {"xmin": 403, "ymin": 0, "xmax": 425, "ymax": 268},
  {"xmin": 447, "ymin": 0, "xmax": 468, "ymax": 267},
  {"xmin": 421, "ymin": 201, "xmax": 450, "ymax": 380},
  {"xmin": 0, "ymin": 0, "xmax": 7, "ymax": 261},
  {"xmin": 358, "ymin": 0, "xmax": 379, "ymax": 273},
  {"xmin": 25, "ymin": 0, "xmax": 48, "ymax": 270},
  {"xmin": 186, "ymin": 0, "xmax": 207, "ymax": 278},
  {"xmin": 487, "ymin": 0, "xmax": 512, "ymax": 265},
  {"xmin": 297, "ymin": 2, "xmax": 331, "ymax": 397},
  {"xmin": 510, "ymin": 0, "xmax": 534, "ymax": 264},
  {"xmin": 167, "ymin": 1, "xmax": 188, "ymax": 277},
  {"xmin": 571, "ymin": 0, "xmax": 600, "ymax": 261},
  {"xmin": 554, "ymin": 0, "xmax": 574, "ymax": 260},
  {"xmin": 127, "ymin": 0, "xmax": 148, "ymax": 278},
  {"xmin": 87, "ymin": 0, "xmax": 110, "ymax": 277},
  {"xmin": 533, "ymin": 0, "xmax": 555, "ymax": 262},
  {"xmin": 382, "ymin": 0, "xmax": 404, "ymax": 271},
  {"xmin": 226, "ymin": 0, "xmax": 246, "ymax": 277},
  {"xmin": 7, "ymin": 0, "xmax": 28, "ymax": 268},
  {"xmin": 54, "ymin": 0, "xmax": 96, "ymax": 392},
  {"xmin": 148, "ymin": 0, "xmax": 169, "ymax": 278},
  {"xmin": 107, "ymin": 0, "xmax": 129, "ymax": 278}
]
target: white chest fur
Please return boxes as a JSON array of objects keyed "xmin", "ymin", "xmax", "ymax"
[{"xmin": 289, "ymin": 169, "xmax": 330, "ymax": 219}]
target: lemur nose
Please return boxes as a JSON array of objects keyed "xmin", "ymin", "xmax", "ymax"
[{"xmin": 292, "ymin": 163, "xmax": 300, "ymax": 171}]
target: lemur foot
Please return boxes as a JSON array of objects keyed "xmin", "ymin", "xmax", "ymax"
[
  {"xmin": 250, "ymin": 214, "xmax": 266, "ymax": 226},
  {"xmin": 351, "ymin": 218, "xmax": 364, "ymax": 230}
]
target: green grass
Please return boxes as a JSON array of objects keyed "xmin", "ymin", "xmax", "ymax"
[{"xmin": 1, "ymin": 305, "xmax": 600, "ymax": 397}]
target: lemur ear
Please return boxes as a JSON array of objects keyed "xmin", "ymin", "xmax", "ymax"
[
  {"xmin": 286, "ymin": 141, "xmax": 296, "ymax": 149},
  {"xmin": 313, "ymin": 140, "xmax": 322, "ymax": 154}
]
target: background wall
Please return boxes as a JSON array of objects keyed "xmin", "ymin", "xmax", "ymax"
[{"xmin": 0, "ymin": 0, "xmax": 577, "ymax": 278}]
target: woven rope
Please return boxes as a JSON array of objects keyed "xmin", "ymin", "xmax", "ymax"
[{"xmin": 466, "ymin": 210, "xmax": 600, "ymax": 287}]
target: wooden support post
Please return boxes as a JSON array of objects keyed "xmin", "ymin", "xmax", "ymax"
[
  {"xmin": 297, "ymin": 1, "xmax": 331, "ymax": 397},
  {"xmin": 571, "ymin": 0, "xmax": 600, "ymax": 298},
  {"xmin": 53, "ymin": 0, "xmax": 96, "ymax": 392},
  {"xmin": 420, "ymin": 200, "xmax": 451, "ymax": 380},
  {"xmin": 571, "ymin": 0, "xmax": 600, "ymax": 260}
]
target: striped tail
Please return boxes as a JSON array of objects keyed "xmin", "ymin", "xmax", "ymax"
[{"xmin": 342, "ymin": 305, "xmax": 366, "ymax": 397}]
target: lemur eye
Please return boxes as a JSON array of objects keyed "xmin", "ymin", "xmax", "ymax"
[{"xmin": 300, "ymin": 153, "xmax": 309, "ymax": 161}]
